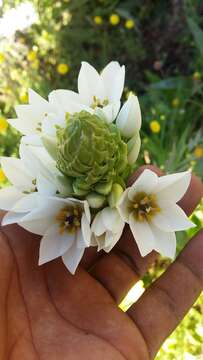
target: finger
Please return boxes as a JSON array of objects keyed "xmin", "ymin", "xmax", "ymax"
[
  {"xmin": 90, "ymin": 168, "xmax": 203, "ymax": 303},
  {"xmin": 127, "ymin": 229, "xmax": 203, "ymax": 359},
  {"xmin": 178, "ymin": 174, "xmax": 203, "ymax": 216}
]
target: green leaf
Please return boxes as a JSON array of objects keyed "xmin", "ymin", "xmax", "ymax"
[
  {"xmin": 194, "ymin": 158, "xmax": 203, "ymax": 179},
  {"xmin": 187, "ymin": 17, "xmax": 203, "ymax": 57},
  {"xmin": 149, "ymin": 77, "xmax": 189, "ymax": 90}
]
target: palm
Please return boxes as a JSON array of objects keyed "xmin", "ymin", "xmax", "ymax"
[
  {"xmin": 1, "ymin": 167, "xmax": 203, "ymax": 360},
  {"xmin": 1, "ymin": 225, "xmax": 148, "ymax": 360}
]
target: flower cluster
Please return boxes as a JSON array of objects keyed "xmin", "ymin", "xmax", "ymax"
[{"xmin": 0, "ymin": 62, "xmax": 194, "ymax": 274}]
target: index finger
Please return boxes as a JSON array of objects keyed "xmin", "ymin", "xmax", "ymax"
[{"xmin": 127, "ymin": 228, "xmax": 203, "ymax": 359}]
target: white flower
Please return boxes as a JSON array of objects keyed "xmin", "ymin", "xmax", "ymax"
[
  {"xmin": 2, "ymin": 196, "xmax": 91, "ymax": 274},
  {"xmin": 118, "ymin": 169, "xmax": 195, "ymax": 259},
  {"xmin": 91, "ymin": 207, "xmax": 125, "ymax": 252},
  {"xmin": 0, "ymin": 143, "xmax": 59, "ymax": 212},
  {"xmin": 49, "ymin": 61, "xmax": 125, "ymax": 123},
  {"xmin": 8, "ymin": 89, "xmax": 65, "ymax": 145},
  {"xmin": 127, "ymin": 132, "xmax": 141, "ymax": 165},
  {"xmin": 116, "ymin": 94, "xmax": 141, "ymax": 138},
  {"xmin": 116, "ymin": 94, "xmax": 141, "ymax": 165}
]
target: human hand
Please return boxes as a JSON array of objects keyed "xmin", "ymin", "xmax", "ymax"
[{"xmin": 0, "ymin": 166, "xmax": 202, "ymax": 360}]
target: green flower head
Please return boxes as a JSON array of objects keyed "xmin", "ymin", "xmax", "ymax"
[{"xmin": 56, "ymin": 111, "xmax": 128, "ymax": 196}]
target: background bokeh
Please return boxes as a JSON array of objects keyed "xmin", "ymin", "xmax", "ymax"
[{"xmin": 0, "ymin": 1, "xmax": 202, "ymax": 358}]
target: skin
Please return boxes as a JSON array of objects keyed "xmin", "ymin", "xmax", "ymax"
[{"xmin": 0, "ymin": 165, "xmax": 202, "ymax": 360}]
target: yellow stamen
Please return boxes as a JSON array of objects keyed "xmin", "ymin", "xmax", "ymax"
[
  {"xmin": 91, "ymin": 96, "xmax": 109, "ymax": 109},
  {"xmin": 129, "ymin": 192, "xmax": 160, "ymax": 222},
  {"xmin": 56, "ymin": 205, "xmax": 82, "ymax": 234}
]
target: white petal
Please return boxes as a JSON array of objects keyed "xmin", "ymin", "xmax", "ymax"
[
  {"xmin": 8, "ymin": 114, "xmax": 38, "ymax": 136},
  {"xmin": 155, "ymin": 171, "xmax": 191, "ymax": 203},
  {"xmin": 28, "ymin": 88, "xmax": 56, "ymax": 115},
  {"xmin": 91, "ymin": 211, "xmax": 105, "ymax": 236},
  {"xmin": 97, "ymin": 235, "xmax": 106, "ymax": 252},
  {"xmin": 117, "ymin": 188, "xmax": 131, "ymax": 223},
  {"xmin": 90, "ymin": 233, "xmax": 98, "ymax": 247},
  {"xmin": 15, "ymin": 105, "xmax": 43, "ymax": 133},
  {"xmin": 19, "ymin": 143, "xmax": 41, "ymax": 178},
  {"xmin": 41, "ymin": 114, "xmax": 65, "ymax": 137},
  {"xmin": 39, "ymin": 223, "xmax": 75, "ymax": 265},
  {"xmin": 128, "ymin": 169, "xmax": 158, "ymax": 200},
  {"xmin": 76, "ymin": 229, "xmax": 84, "ymax": 248},
  {"xmin": 156, "ymin": 202, "xmax": 195, "ymax": 231},
  {"xmin": 83, "ymin": 200, "xmax": 91, "ymax": 223},
  {"xmin": 20, "ymin": 144, "xmax": 58, "ymax": 191},
  {"xmin": 101, "ymin": 102, "xmax": 120, "ymax": 122},
  {"xmin": 28, "ymin": 89, "xmax": 49, "ymax": 107},
  {"xmin": 150, "ymin": 223, "xmax": 176, "ymax": 259},
  {"xmin": 2, "ymin": 211, "xmax": 28, "ymax": 226},
  {"xmin": 81, "ymin": 213, "xmax": 91, "ymax": 246},
  {"xmin": 101, "ymin": 207, "xmax": 123, "ymax": 233},
  {"xmin": 0, "ymin": 186, "xmax": 24, "ymax": 211},
  {"xmin": 0, "ymin": 157, "xmax": 33, "ymax": 189},
  {"xmin": 150, "ymin": 211, "xmax": 172, "ymax": 232},
  {"xmin": 62, "ymin": 244, "xmax": 85, "ymax": 274},
  {"xmin": 18, "ymin": 200, "xmax": 61, "ymax": 223},
  {"xmin": 78, "ymin": 61, "xmax": 105, "ymax": 104},
  {"xmin": 21, "ymin": 134, "xmax": 42, "ymax": 146},
  {"xmin": 101, "ymin": 62, "xmax": 125, "ymax": 102},
  {"xmin": 19, "ymin": 217, "xmax": 53, "ymax": 236},
  {"xmin": 36, "ymin": 173, "xmax": 57, "ymax": 196},
  {"xmin": 129, "ymin": 214, "xmax": 155, "ymax": 257},
  {"xmin": 116, "ymin": 94, "xmax": 141, "ymax": 138},
  {"xmin": 49, "ymin": 89, "xmax": 83, "ymax": 112},
  {"xmin": 12, "ymin": 192, "xmax": 40, "ymax": 212},
  {"xmin": 127, "ymin": 132, "xmax": 141, "ymax": 165},
  {"xmin": 17, "ymin": 196, "xmax": 66, "ymax": 234},
  {"xmin": 104, "ymin": 225, "xmax": 124, "ymax": 253}
]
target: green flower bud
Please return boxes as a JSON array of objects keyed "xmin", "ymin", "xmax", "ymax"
[
  {"xmin": 86, "ymin": 192, "xmax": 106, "ymax": 209},
  {"xmin": 56, "ymin": 111, "xmax": 128, "ymax": 195},
  {"xmin": 108, "ymin": 183, "xmax": 124, "ymax": 208},
  {"xmin": 94, "ymin": 180, "xmax": 113, "ymax": 195}
]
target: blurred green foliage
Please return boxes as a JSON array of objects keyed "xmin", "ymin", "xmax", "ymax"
[{"xmin": 0, "ymin": 0, "xmax": 202, "ymax": 358}]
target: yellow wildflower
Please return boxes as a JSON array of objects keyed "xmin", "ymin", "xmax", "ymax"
[
  {"xmin": 0, "ymin": 53, "xmax": 5, "ymax": 64},
  {"xmin": 0, "ymin": 168, "xmax": 6, "ymax": 182},
  {"xmin": 31, "ymin": 59, "xmax": 40, "ymax": 70},
  {"xmin": 192, "ymin": 71, "xmax": 201, "ymax": 81},
  {"xmin": 150, "ymin": 120, "xmax": 161, "ymax": 133},
  {"xmin": 109, "ymin": 14, "xmax": 120, "ymax": 26},
  {"xmin": 160, "ymin": 114, "xmax": 166, "ymax": 121},
  {"xmin": 125, "ymin": 19, "xmax": 135, "ymax": 29},
  {"xmin": 0, "ymin": 117, "xmax": 8, "ymax": 133},
  {"xmin": 194, "ymin": 146, "xmax": 203, "ymax": 158},
  {"xmin": 27, "ymin": 50, "xmax": 37, "ymax": 62},
  {"xmin": 94, "ymin": 16, "xmax": 103, "ymax": 25},
  {"xmin": 57, "ymin": 63, "xmax": 69, "ymax": 75},
  {"xmin": 42, "ymin": 30, "xmax": 49, "ymax": 39},
  {"xmin": 172, "ymin": 98, "xmax": 180, "ymax": 108},
  {"xmin": 19, "ymin": 92, "xmax": 28, "ymax": 103}
]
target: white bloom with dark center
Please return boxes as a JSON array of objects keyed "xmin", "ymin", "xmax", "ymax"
[
  {"xmin": 49, "ymin": 61, "xmax": 125, "ymax": 123},
  {"xmin": 91, "ymin": 207, "xmax": 125, "ymax": 252},
  {"xmin": 0, "ymin": 143, "xmax": 58, "ymax": 214},
  {"xmin": 118, "ymin": 169, "xmax": 195, "ymax": 259},
  {"xmin": 2, "ymin": 196, "xmax": 91, "ymax": 274},
  {"xmin": 8, "ymin": 89, "xmax": 65, "ymax": 145}
]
